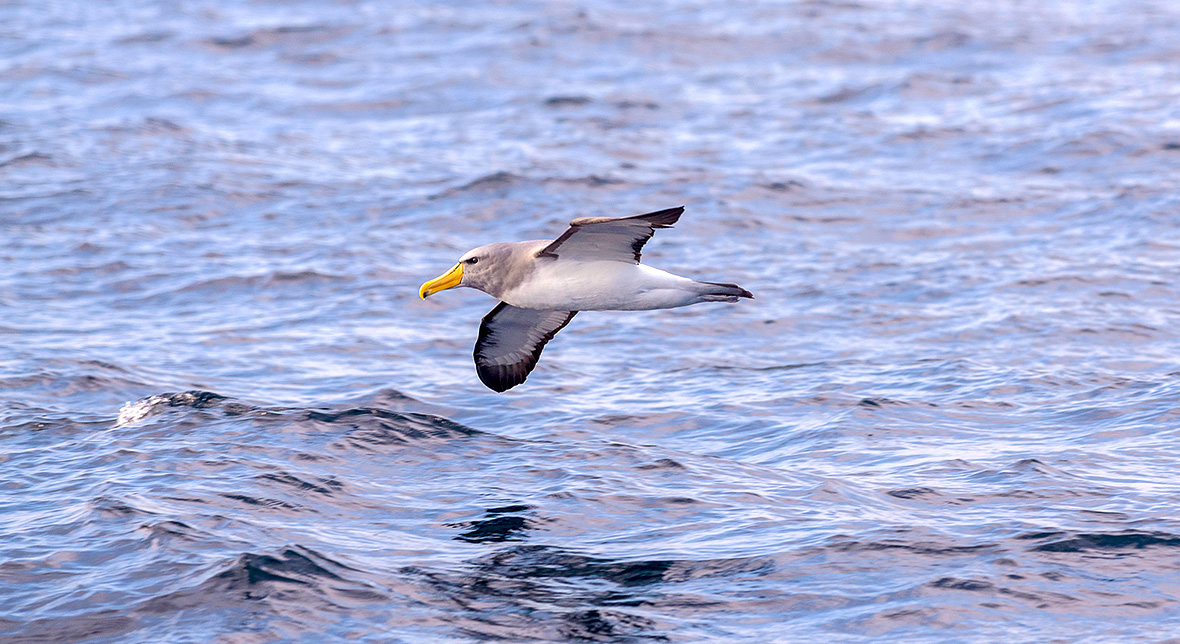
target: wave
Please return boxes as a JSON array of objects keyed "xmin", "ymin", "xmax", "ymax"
[
  {"xmin": 115, "ymin": 391, "xmax": 482, "ymax": 451},
  {"xmin": 116, "ymin": 390, "xmax": 230, "ymax": 427},
  {"xmin": 137, "ymin": 544, "xmax": 384, "ymax": 615},
  {"xmin": 405, "ymin": 544, "xmax": 774, "ymax": 641}
]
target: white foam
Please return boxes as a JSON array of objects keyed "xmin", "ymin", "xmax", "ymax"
[{"xmin": 115, "ymin": 395, "xmax": 167, "ymax": 428}]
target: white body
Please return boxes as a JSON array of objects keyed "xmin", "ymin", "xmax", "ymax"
[{"xmin": 500, "ymin": 260, "xmax": 705, "ymax": 311}]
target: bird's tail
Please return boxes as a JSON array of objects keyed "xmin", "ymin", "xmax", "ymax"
[{"xmin": 694, "ymin": 281, "xmax": 754, "ymax": 303}]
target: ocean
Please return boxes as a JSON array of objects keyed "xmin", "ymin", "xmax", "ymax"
[{"xmin": 4, "ymin": 0, "xmax": 1180, "ymax": 641}]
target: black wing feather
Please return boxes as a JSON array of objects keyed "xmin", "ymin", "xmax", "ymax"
[{"xmin": 474, "ymin": 303, "xmax": 578, "ymax": 392}]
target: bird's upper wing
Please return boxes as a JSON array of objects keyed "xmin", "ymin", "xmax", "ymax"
[
  {"xmin": 536, "ymin": 206, "xmax": 684, "ymax": 264},
  {"xmin": 475, "ymin": 302, "xmax": 578, "ymax": 392}
]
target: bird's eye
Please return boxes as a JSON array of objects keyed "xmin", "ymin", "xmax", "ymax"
[{"xmin": 466, "ymin": 257, "xmax": 479, "ymax": 265}]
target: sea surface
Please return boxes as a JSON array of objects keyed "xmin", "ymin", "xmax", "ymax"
[{"xmin": 4, "ymin": 1, "xmax": 1180, "ymax": 642}]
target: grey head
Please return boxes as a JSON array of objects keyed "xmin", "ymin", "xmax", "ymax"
[{"xmin": 419, "ymin": 241, "xmax": 546, "ymax": 301}]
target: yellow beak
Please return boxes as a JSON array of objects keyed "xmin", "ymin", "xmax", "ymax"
[{"xmin": 419, "ymin": 263, "xmax": 464, "ymax": 299}]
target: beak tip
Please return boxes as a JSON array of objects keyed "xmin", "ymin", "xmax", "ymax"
[{"xmin": 419, "ymin": 264, "xmax": 464, "ymax": 302}]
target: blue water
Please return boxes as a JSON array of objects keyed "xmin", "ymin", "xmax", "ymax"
[{"xmin": 5, "ymin": 0, "xmax": 1180, "ymax": 642}]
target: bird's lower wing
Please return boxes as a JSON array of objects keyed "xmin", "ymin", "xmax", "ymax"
[{"xmin": 475, "ymin": 303, "xmax": 578, "ymax": 392}]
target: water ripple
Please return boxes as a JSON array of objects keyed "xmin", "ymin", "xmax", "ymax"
[{"xmin": 6, "ymin": 0, "xmax": 1180, "ymax": 641}]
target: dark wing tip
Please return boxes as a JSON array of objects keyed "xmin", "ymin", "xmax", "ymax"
[
  {"xmin": 632, "ymin": 206, "xmax": 684, "ymax": 228},
  {"xmin": 476, "ymin": 363, "xmax": 526, "ymax": 392},
  {"xmin": 701, "ymin": 281, "xmax": 754, "ymax": 299},
  {"xmin": 569, "ymin": 206, "xmax": 684, "ymax": 229}
]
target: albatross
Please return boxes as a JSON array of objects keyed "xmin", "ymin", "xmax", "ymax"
[{"xmin": 419, "ymin": 206, "xmax": 752, "ymax": 392}]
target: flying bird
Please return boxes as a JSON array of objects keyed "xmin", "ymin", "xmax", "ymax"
[{"xmin": 419, "ymin": 206, "xmax": 752, "ymax": 392}]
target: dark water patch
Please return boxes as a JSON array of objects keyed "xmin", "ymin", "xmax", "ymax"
[
  {"xmin": 301, "ymin": 97, "xmax": 409, "ymax": 115},
  {"xmin": 200, "ymin": 24, "xmax": 351, "ymax": 53},
  {"xmin": 117, "ymin": 31, "xmax": 173, "ymax": 45},
  {"xmin": 470, "ymin": 546, "xmax": 674, "ymax": 588},
  {"xmin": 949, "ymin": 399, "xmax": 1017, "ymax": 410},
  {"xmin": 856, "ymin": 396, "xmax": 926, "ymax": 408},
  {"xmin": 830, "ymin": 538, "xmax": 996, "ymax": 557},
  {"xmin": 313, "ymin": 408, "xmax": 480, "ymax": 449},
  {"xmin": 706, "ymin": 361, "xmax": 830, "ymax": 373},
  {"xmin": 138, "ymin": 520, "xmax": 207, "ymax": 543},
  {"xmin": 401, "ymin": 547, "xmax": 779, "ymax": 640},
  {"xmin": 760, "ymin": 179, "xmax": 807, "ymax": 192},
  {"xmin": 406, "ymin": 546, "xmax": 682, "ymax": 642},
  {"xmin": 215, "ymin": 547, "xmax": 344, "ymax": 587},
  {"xmin": 205, "ymin": 35, "xmax": 255, "ymax": 50},
  {"xmin": 256, "ymin": 471, "xmax": 344, "ymax": 497},
  {"xmin": 487, "ymin": 504, "xmax": 532, "ymax": 514},
  {"xmin": 556, "ymin": 174, "xmax": 627, "ymax": 187},
  {"xmin": 217, "ymin": 493, "xmax": 306, "ymax": 513},
  {"xmin": 813, "ymin": 83, "xmax": 887, "ymax": 105},
  {"xmin": 453, "ymin": 516, "xmax": 531, "ymax": 544},
  {"xmin": 545, "ymin": 95, "xmax": 593, "ymax": 106},
  {"xmin": 0, "ymin": 152, "xmax": 54, "ymax": 169},
  {"xmin": 557, "ymin": 609, "xmax": 664, "ymax": 642},
  {"xmin": 453, "ymin": 606, "xmax": 665, "ymax": 644},
  {"xmin": 929, "ymin": 577, "xmax": 994, "ymax": 592},
  {"xmin": 88, "ymin": 496, "xmax": 148, "ymax": 518},
  {"xmin": 921, "ymin": 574, "xmax": 1088, "ymax": 611},
  {"xmin": 885, "ymin": 487, "xmax": 942, "ymax": 500},
  {"xmin": 665, "ymin": 556, "xmax": 775, "ymax": 584},
  {"xmin": 635, "ymin": 458, "xmax": 685, "ymax": 471},
  {"xmin": 614, "ymin": 100, "xmax": 660, "ymax": 110},
  {"xmin": 1029, "ymin": 531, "xmax": 1180, "ymax": 554},
  {"xmin": 449, "ymin": 505, "xmax": 536, "ymax": 544}
]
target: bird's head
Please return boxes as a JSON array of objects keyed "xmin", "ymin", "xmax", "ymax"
[{"xmin": 419, "ymin": 243, "xmax": 513, "ymax": 299}]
